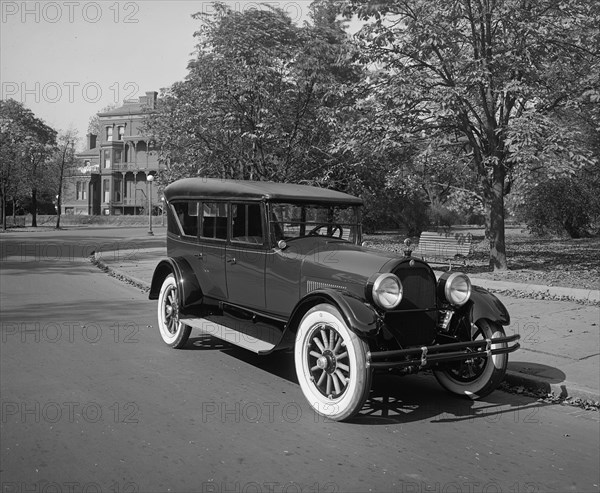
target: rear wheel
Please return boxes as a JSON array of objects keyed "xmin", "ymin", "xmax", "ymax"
[
  {"xmin": 433, "ymin": 319, "xmax": 508, "ymax": 399},
  {"xmin": 294, "ymin": 304, "xmax": 372, "ymax": 421},
  {"xmin": 157, "ymin": 274, "xmax": 191, "ymax": 349}
]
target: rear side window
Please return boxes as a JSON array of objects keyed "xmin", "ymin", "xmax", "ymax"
[
  {"xmin": 201, "ymin": 202, "xmax": 228, "ymax": 240},
  {"xmin": 172, "ymin": 201, "xmax": 198, "ymax": 237},
  {"xmin": 231, "ymin": 203, "xmax": 263, "ymax": 244}
]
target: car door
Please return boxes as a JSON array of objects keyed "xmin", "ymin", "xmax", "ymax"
[
  {"xmin": 195, "ymin": 201, "xmax": 228, "ymax": 300},
  {"xmin": 225, "ymin": 202, "xmax": 267, "ymax": 309},
  {"xmin": 264, "ymin": 202, "xmax": 304, "ymax": 317}
]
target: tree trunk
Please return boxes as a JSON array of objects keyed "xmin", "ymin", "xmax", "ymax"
[
  {"xmin": 488, "ymin": 168, "xmax": 508, "ymax": 271},
  {"xmin": 56, "ymin": 159, "xmax": 65, "ymax": 230},
  {"xmin": 483, "ymin": 201, "xmax": 491, "ymax": 241},
  {"xmin": 1, "ymin": 185, "xmax": 6, "ymax": 231},
  {"xmin": 31, "ymin": 188, "xmax": 37, "ymax": 227}
]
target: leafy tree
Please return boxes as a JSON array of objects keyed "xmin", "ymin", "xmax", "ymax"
[
  {"xmin": 329, "ymin": 81, "xmax": 480, "ymax": 234},
  {"xmin": 49, "ymin": 129, "xmax": 79, "ymax": 229},
  {"xmin": 343, "ymin": 0, "xmax": 600, "ymax": 270},
  {"xmin": 144, "ymin": 1, "xmax": 359, "ymax": 187},
  {"xmin": 511, "ymin": 87, "xmax": 600, "ymax": 237},
  {"xmin": 515, "ymin": 165, "xmax": 600, "ymax": 238},
  {"xmin": 0, "ymin": 99, "xmax": 57, "ymax": 229}
]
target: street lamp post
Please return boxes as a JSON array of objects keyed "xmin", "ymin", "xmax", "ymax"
[
  {"xmin": 147, "ymin": 174, "xmax": 154, "ymax": 236},
  {"xmin": 161, "ymin": 196, "xmax": 165, "ymax": 227}
]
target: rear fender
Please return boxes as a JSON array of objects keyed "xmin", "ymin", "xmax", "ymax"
[
  {"xmin": 149, "ymin": 257, "xmax": 202, "ymax": 308},
  {"xmin": 287, "ymin": 289, "xmax": 380, "ymax": 341}
]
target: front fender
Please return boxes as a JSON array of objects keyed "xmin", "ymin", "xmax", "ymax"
[
  {"xmin": 149, "ymin": 257, "xmax": 202, "ymax": 308},
  {"xmin": 467, "ymin": 285, "xmax": 510, "ymax": 326},
  {"xmin": 287, "ymin": 288, "xmax": 380, "ymax": 340}
]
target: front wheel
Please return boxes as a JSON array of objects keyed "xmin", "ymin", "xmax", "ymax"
[
  {"xmin": 433, "ymin": 319, "xmax": 508, "ymax": 399},
  {"xmin": 294, "ymin": 304, "xmax": 372, "ymax": 421},
  {"xmin": 157, "ymin": 274, "xmax": 191, "ymax": 349}
]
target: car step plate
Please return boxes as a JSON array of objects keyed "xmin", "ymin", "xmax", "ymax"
[{"xmin": 180, "ymin": 315, "xmax": 279, "ymax": 354}]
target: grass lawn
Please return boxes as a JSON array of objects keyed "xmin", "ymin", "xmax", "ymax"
[{"xmin": 364, "ymin": 225, "xmax": 600, "ymax": 291}]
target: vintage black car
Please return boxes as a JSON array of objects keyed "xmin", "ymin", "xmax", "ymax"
[{"xmin": 150, "ymin": 178, "xmax": 520, "ymax": 421}]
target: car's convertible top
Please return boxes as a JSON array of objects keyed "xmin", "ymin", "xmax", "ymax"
[{"xmin": 164, "ymin": 178, "xmax": 364, "ymax": 205}]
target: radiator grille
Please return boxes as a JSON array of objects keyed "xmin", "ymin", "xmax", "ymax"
[
  {"xmin": 385, "ymin": 262, "xmax": 438, "ymax": 347},
  {"xmin": 394, "ymin": 262, "xmax": 437, "ymax": 310}
]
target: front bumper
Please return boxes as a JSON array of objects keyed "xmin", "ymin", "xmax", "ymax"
[{"xmin": 367, "ymin": 334, "xmax": 520, "ymax": 369}]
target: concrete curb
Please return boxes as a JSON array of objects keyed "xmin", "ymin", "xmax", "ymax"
[
  {"xmin": 504, "ymin": 370, "xmax": 599, "ymax": 403},
  {"xmin": 92, "ymin": 253, "xmax": 151, "ymax": 292},
  {"xmin": 470, "ymin": 278, "xmax": 600, "ymax": 303}
]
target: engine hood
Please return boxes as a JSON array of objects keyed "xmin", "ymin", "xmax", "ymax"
[{"xmin": 294, "ymin": 238, "xmax": 402, "ymax": 288}]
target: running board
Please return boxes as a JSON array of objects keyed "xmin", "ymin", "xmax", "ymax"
[{"xmin": 180, "ymin": 315, "xmax": 281, "ymax": 354}]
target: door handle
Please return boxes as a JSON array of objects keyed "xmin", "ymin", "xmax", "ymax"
[
  {"xmin": 227, "ymin": 257, "xmax": 236, "ymax": 264},
  {"xmin": 194, "ymin": 253, "xmax": 203, "ymax": 259}
]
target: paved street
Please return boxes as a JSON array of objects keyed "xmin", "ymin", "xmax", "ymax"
[{"xmin": 1, "ymin": 228, "xmax": 599, "ymax": 493}]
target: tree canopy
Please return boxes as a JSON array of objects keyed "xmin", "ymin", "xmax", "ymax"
[
  {"xmin": 341, "ymin": 0, "xmax": 600, "ymax": 269},
  {"xmin": 144, "ymin": 1, "xmax": 359, "ymax": 186},
  {"xmin": 0, "ymin": 99, "xmax": 57, "ymax": 228}
]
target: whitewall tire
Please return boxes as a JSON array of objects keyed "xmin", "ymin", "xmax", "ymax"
[
  {"xmin": 157, "ymin": 274, "xmax": 191, "ymax": 349},
  {"xmin": 294, "ymin": 304, "xmax": 372, "ymax": 421},
  {"xmin": 433, "ymin": 319, "xmax": 508, "ymax": 399}
]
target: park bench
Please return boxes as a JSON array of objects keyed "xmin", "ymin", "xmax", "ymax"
[{"xmin": 414, "ymin": 231, "xmax": 474, "ymax": 269}]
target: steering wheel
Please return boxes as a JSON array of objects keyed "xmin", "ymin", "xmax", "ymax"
[{"xmin": 308, "ymin": 223, "xmax": 344, "ymax": 238}]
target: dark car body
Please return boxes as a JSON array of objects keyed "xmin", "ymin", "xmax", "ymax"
[{"xmin": 150, "ymin": 178, "xmax": 519, "ymax": 420}]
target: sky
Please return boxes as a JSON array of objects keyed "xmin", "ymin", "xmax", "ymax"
[{"xmin": 1, "ymin": 0, "xmax": 314, "ymax": 148}]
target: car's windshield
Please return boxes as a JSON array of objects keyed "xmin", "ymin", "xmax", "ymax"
[{"xmin": 269, "ymin": 203, "xmax": 361, "ymax": 243}]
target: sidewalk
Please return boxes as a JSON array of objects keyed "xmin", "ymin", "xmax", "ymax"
[{"xmin": 93, "ymin": 246, "xmax": 600, "ymax": 404}]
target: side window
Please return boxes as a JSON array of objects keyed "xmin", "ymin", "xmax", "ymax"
[
  {"xmin": 231, "ymin": 203, "xmax": 263, "ymax": 244},
  {"xmin": 172, "ymin": 201, "xmax": 199, "ymax": 237},
  {"xmin": 201, "ymin": 202, "xmax": 228, "ymax": 240}
]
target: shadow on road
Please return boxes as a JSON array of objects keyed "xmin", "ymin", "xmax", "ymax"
[
  {"xmin": 185, "ymin": 335, "xmax": 556, "ymax": 425},
  {"xmin": 187, "ymin": 335, "xmax": 299, "ymax": 383},
  {"xmin": 347, "ymin": 373, "xmax": 556, "ymax": 425}
]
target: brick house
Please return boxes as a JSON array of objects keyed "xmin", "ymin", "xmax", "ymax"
[{"xmin": 63, "ymin": 91, "xmax": 162, "ymax": 215}]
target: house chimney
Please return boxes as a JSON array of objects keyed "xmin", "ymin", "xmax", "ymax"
[
  {"xmin": 145, "ymin": 91, "xmax": 158, "ymax": 109},
  {"xmin": 87, "ymin": 133, "xmax": 97, "ymax": 150}
]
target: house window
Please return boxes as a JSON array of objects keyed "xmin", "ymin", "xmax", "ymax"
[
  {"xmin": 103, "ymin": 150, "xmax": 111, "ymax": 169},
  {"xmin": 76, "ymin": 181, "xmax": 87, "ymax": 201},
  {"xmin": 114, "ymin": 149, "xmax": 122, "ymax": 164},
  {"xmin": 118, "ymin": 126, "xmax": 125, "ymax": 141},
  {"xmin": 103, "ymin": 179, "xmax": 110, "ymax": 203},
  {"xmin": 113, "ymin": 176, "xmax": 122, "ymax": 202},
  {"xmin": 106, "ymin": 126, "xmax": 113, "ymax": 141}
]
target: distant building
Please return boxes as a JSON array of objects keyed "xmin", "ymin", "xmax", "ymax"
[{"xmin": 63, "ymin": 91, "xmax": 161, "ymax": 215}]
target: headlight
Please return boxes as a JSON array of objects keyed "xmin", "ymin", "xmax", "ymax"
[
  {"xmin": 437, "ymin": 272, "xmax": 472, "ymax": 307},
  {"xmin": 371, "ymin": 273, "xmax": 403, "ymax": 310}
]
